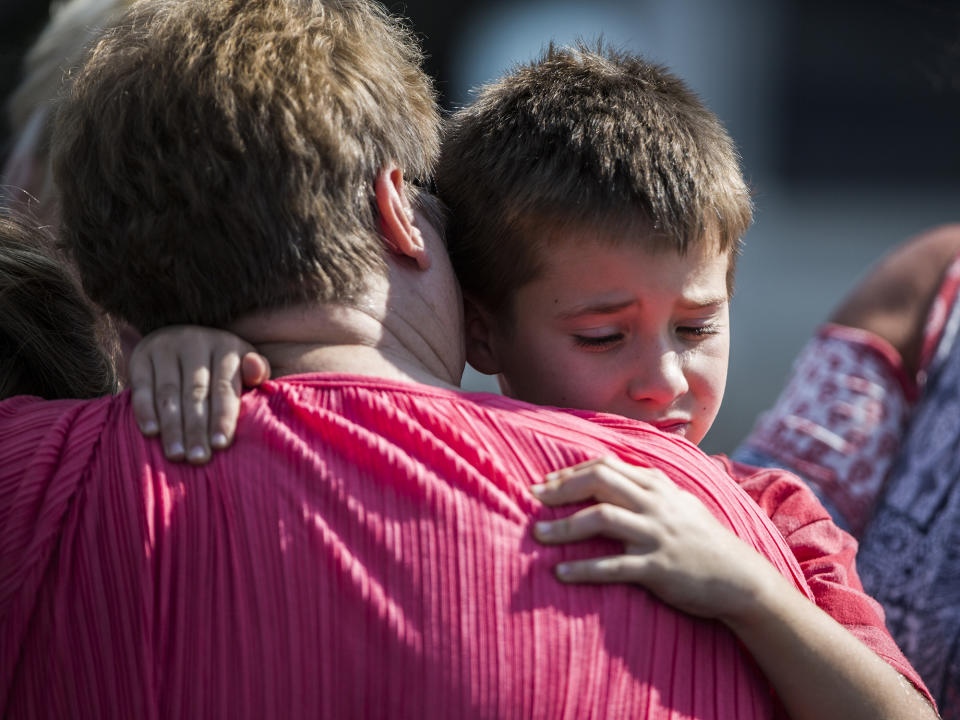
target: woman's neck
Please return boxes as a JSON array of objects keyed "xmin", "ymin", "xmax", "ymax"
[{"xmin": 227, "ymin": 298, "xmax": 463, "ymax": 391}]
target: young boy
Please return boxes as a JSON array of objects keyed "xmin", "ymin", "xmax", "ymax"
[
  {"xmin": 433, "ymin": 46, "xmax": 931, "ymax": 709},
  {"xmin": 130, "ymin": 44, "xmax": 935, "ymax": 715},
  {"xmin": 438, "ymin": 43, "xmax": 747, "ymax": 450}
]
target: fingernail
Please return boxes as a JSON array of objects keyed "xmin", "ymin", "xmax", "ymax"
[
  {"xmin": 530, "ymin": 484, "xmax": 545, "ymax": 497},
  {"xmin": 545, "ymin": 471, "xmax": 559, "ymax": 481},
  {"xmin": 167, "ymin": 441, "xmax": 185, "ymax": 458},
  {"xmin": 556, "ymin": 563, "xmax": 571, "ymax": 579},
  {"xmin": 535, "ymin": 521, "xmax": 553, "ymax": 537},
  {"xmin": 141, "ymin": 420, "xmax": 159, "ymax": 435},
  {"xmin": 188, "ymin": 446, "xmax": 208, "ymax": 462},
  {"xmin": 211, "ymin": 433, "xmax": 228, "ymax": 449}
]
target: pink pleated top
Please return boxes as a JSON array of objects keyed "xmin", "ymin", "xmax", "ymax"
[{"xmin": 0, "ymin": 374, "xmax": 811, "ymax": 719}]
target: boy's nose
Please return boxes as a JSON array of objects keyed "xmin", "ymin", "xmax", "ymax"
[{"xmin": 626, "ymin": 351, "xmax": 689, "ymax": 406}]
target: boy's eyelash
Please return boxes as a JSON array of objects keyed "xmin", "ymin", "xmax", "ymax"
[
  {"xmin": 679, "ymin": 324, "xmax": 720, "ymax": 337},
  {"xmin": 572, "ymin": 333, "xmax": 624, "ymax": 348}
]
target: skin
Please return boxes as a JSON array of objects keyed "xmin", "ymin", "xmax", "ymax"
[
  {"xmin": 130, "ymin": 329, "xmax": 270, "ymax": 461},
  {"xmin": 467, "ymin": 229, "xmax": 730, "ymax": 445},
  {"xmin": 830, "ymin": 223, "xmax": 960, "ymax": 377}
]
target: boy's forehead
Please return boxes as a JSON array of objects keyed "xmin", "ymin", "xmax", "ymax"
[
  {"xmin": 505, "ymin": 223, "xmax": 733, "ymax": 316},
  {"xmin": 529, "ymin": 220, "xmax": 732, "ymax": 274},
  {"xmin": 492, "ymin": 214, "xmax": 736, "ymax": 327}
]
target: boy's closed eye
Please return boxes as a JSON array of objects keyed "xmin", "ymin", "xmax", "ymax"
[
  {"xmin": 571, "ymin": 319, "xmax": 723, "ymax": 349},
  {"xmin": 572, "ymin": 330, "xmax": 625, "ymax": 350},
  {"xmin": 677, "ymin": 322, "xmax": 723, "ymax": 339}
]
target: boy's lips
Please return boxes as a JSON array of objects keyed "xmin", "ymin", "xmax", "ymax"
[{"xmin": 649, "ymin": 418, "xmax": 690, "ymax": 435}]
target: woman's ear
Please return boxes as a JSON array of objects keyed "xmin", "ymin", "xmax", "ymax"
[
  {"xmin": 463, "ymin": 295, "xmax": 502, "ymax": 375},
  {"xmin": 374, "ymin": 165, "xmax": 430, "ymax": 270}
]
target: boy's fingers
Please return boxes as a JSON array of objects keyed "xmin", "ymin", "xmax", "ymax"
[
  {"xmin": 241, "ymin": 352, "xmax": 270, "ymax": 387},
  {"xmin": 533, "ymin": 461, "xmax": 651, "ymax": 511},
  {"xmin": 152, "ymin": 349, "xmax": 186, "ymax": 461},
  {"xmin": 209, "ymin": 350, "xmax": 244, "ymax": 450},
  {"xmin": 533, "ymin": 503, "xmax": 657, "ymax": 548},
  {"xmin": 543, "ymin": 456, "xmax": 669, "ymax": 493},
  {"xmin": 554, "ymin": 555, "xmax": 652, "ymax": 584},
  {"xmin": 128, "ymin": 326, "xmax": 256, "ymax": 463},
  {"xmin": 602, "ymin": 457, "xmax": 671, "ymax": 489},
  {"xmin": 543, "ymin": 455, "xmax": 609, "ymax": 482},
  {"xmin": 181, "ymin": 351, "xmax": 212, "ymax": 464},
  {"xmin": 128, "ymin": 348, "xmax": 160, "ymax": 436}
]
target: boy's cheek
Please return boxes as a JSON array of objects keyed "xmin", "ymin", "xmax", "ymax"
[{"xmin": 498, "ymin": 344, "xmax": 596, "ymax": 409}]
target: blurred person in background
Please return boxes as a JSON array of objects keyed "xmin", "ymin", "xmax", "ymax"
[
  {"xmin": 2, "ymin": 0, "xmax": 135, "ymax": 228},
  {"xmin": 735, "ymin": 223, "xmax": 960, "ymax": 715},
  {"xmin": 1, "ymin": 0, "xmax": 141, "ymax": 381}
]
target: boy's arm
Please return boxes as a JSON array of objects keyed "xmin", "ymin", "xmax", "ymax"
[
  {"xmin": 128, "ymin": 326, "xmax": 270, "ymax": 463},
  {"xmin": 532, "ymin": 456, "xmax": 938, "ymax": 720},
  {"xmin": 731, "ymin": 460, "xmax": 931, "ymax": 694}
]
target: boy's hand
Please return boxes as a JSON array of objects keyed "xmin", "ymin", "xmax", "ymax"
[
  {"xmin": 129, "ymin": 326, "xmax": 271, "ymax": 464},
  {"xmin": 531, "ymin": 456, "xmax": 776, "ymax": 622},
  {"xmin": 533, "ymin": 457, "xmax": 940, "ymax": 720}
]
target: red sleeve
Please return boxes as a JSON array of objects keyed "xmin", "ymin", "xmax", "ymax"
[{"xmin": 714, "ymin": 454, "xmax": 936, "ymax": 707}]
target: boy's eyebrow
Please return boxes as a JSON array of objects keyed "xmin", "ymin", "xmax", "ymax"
[
  {"xmin": 556, "ymin": 299, "xmax": 637, "ymax": 319},
  {"xmin": 557, "ymin": 294, "xmax": 728, "ymax": 319},
  {"xmin": 677, "ymin": 294, "xmax": 729, "ymax": 309}
]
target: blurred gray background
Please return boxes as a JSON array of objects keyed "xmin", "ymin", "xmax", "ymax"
[{"xmin": 2, "ymin": 0, "xmax": 959, "ymax": 453}]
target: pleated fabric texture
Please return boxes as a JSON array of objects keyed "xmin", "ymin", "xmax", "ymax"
[{"xmin": 0, "ymin": 375, "xmax": 811, "ymax": 719}]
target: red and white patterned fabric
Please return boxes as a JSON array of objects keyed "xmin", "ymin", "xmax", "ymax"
[
  {"xmin": 735, "ymin": 249, "xmax": 960, "ymax": 714},
  {"xmin": 735, "ymin": 324, "xmax": 914, "ymax": 536},
  {"xmin": 917, "ymin": 247, "xmax": 960, "ymax": 382}
]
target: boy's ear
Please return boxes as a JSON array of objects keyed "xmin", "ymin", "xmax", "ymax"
[
  {"xmin": 374, "ymin": 165, "xmax": 430, "ymax": 270},
  {"xmin": 463, "ymin": 295, "xmax": 502, "ymax": 375}
]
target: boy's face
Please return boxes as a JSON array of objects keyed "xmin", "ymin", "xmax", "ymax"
[{"xmin": 474, "ymin": 230, "xmax": 730, "ymax": 445}]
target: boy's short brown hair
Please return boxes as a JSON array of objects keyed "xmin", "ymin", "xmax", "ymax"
[
  {"xmin": 437, "ymin": 43, "xmax": 752, "ymax": 319},
  {"xmin": 52, "ymin": 0, "xmax": 439, "ymax": 334}
]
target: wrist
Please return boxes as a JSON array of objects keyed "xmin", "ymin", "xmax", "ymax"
[{"xmin": 714, "ymin": 561, "xmax": 787, "ymax": 632}]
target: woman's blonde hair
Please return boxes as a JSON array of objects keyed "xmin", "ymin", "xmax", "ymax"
[{"xmin": 53, "ymin": 0, "xmax": 440, "ymax": 333}]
